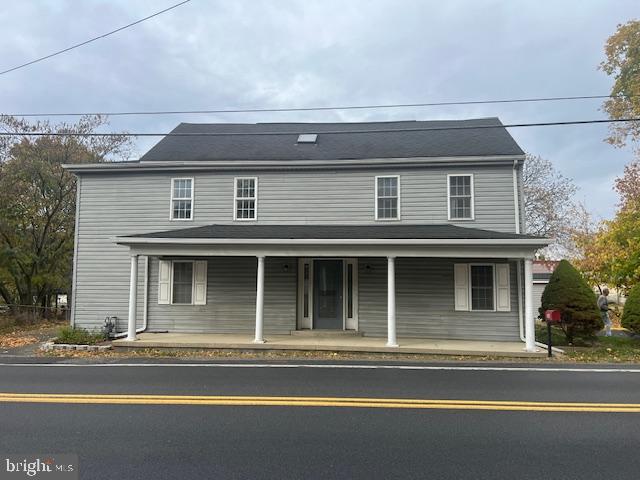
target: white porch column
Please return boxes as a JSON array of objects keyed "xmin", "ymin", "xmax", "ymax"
[
  {"xmin": 254, "ymin": 256, "xmax": 266, "ymax": 344},
  {"xmin": 524, "ymin": 257, "xmax": 537, "ymax": 352},
  {"xmin": 127, "ymin": 254, "xmax": 139, "ymax": 341},
  {"xmin": 386, "ymin": 256, "xmax": 398, "ymax": 347}
]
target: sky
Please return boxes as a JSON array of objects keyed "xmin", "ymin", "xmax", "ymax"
[{"xmin": 0, "ymin": 0, "xmax": 637, "ymax": 220}]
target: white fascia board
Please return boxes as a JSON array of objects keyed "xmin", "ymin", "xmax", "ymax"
[
  {"xmin": 116, "ymin": 236, "xmax": 549, "ymax": 247},
  {"xmin": 63, "ymin": 155, "xmax": 525, "ymax": 174},
  {"xmin": 127, "ymin": 244, "xmax": 541, "ymax": 259}
]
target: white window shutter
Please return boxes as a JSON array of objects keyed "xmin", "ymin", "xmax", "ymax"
[
  {"xmin": 454, "ymin": 264, "xmax": 470, "ymax": 311},
  {"xmin": 158, "ymin": 260, "xmax": 171, "ymax": 305},
  {"xmin": 496, "ymin": 264, "xmax": 511, "ymax": 312},
  {"xmin": 193, "ymin": 260, "xmax": 208, "ymax": 305}
]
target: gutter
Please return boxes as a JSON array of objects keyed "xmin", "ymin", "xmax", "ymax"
[
  {"xmin": 62, "ymin": 154, "xmax": 526, "ymax": 174},
  {"xmin": 115, "ymin": 236, "xmax": 550, "ymax": 247},
  {"xmin": 112, "ymin": 256, "xmax": 149, "ymax": 338}
]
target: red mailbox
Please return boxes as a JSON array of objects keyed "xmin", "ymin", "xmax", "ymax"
[{"xmin": 544, "ymin": 309, "xmax": 561, "ymax": 323}]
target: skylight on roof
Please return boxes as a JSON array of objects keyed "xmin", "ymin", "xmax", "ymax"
[{"xmin": 297, "ymin": 133, "xmax": 317, "ymax": 144}]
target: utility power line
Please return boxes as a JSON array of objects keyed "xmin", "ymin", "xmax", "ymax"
[
  {"xmin": 5, "ymin": 94, "xmax": 637, "ymax": 117},
  {"xmin": 0, "ymin": 0, "xmax": 191, "ymax": 76},
  {"xmin": 0, "ymin": 117, "xmax": 638, "ymax": 137}
]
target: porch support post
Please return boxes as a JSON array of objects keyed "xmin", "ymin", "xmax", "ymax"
[
  {"xmin": 254, "ymin": 255, "xmax": 266, "ymax": 344},
  {"xmin": 386, "ymin": 256, "xmax": 398, "ymax": 347},
  {"xmin": 524, "ymin": 257, "xmax": 536, "ymax": 352},
  {"xmin": 127, "ymin": 254, "xmax": 139, "ymax": 341}
]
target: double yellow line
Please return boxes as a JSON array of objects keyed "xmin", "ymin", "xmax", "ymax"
[{"xmin": 0, "ymin": 393, "xmax": 639, "ymax": 412}]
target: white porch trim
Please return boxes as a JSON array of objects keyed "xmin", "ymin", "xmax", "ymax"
[
  {"xmin": 127, "ymin": 254, "xmax": 139, "ymax": 341},
  {"xmin": 524, "ymin": 257, "xmax": 537, "ymax": 352},
  {"xmin": 253, "ymin": 256, "xmax": 266, "ymax": 344},
  {"xmin": 118, "ymin": 236, "xmax": 546, "ymax": 246},
  {"xmin": 386, "ymin": 256, "xmax": 398, "ymax": 347}
]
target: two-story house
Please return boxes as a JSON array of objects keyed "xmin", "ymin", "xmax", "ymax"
[{"xmin": 64, "ymin": 118, "xmax": 548, "ymax": 351}]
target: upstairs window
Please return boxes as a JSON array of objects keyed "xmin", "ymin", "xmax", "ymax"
[
  {"xmin": 375, "ymin": 175, "xmax": 400, "ymax": 220},
  {"xmin": 170, "ymin": 178, "xmax": 193, "ymax": 220},
  {"xmin": 234, "ymin": 177, "xmax": 257, "ymax": 220},
  {"xmin": 448, "ymin": 174, "xmax": 474, "ymax": 220}
]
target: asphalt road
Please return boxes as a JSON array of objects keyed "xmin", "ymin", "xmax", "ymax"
[{"xmin": 1, "ymin": 360, "xmax": 640, "ymax": 479}]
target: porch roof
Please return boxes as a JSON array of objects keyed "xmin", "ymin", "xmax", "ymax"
[
  {"xmin": 121, "ymin": 223, "xmax": 543, "ymax": 242},
  {"xmin": 116, "ymin": 225, "xmax": 548, "ymax": 258}
]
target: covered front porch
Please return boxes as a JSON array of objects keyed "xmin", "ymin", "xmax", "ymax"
[
  {"xmin": 112, "ymin": 331, "xmax": 545, "ymax": 357},
  {"xmin": 116, "ymin": 224, "xmax": 549, "ymax": 353}
]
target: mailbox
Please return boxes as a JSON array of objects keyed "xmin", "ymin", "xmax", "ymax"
[{"xmin": 544, "ymin": 309, "xmax": 561, "ymax": 324}]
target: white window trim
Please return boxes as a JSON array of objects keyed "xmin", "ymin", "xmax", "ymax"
[
  {"xmin": 468, "ymin": 263, "xmax": 497, "ymax": 312},
  {"xmin": 169, "ymin": 177, "xmax": 194, "ymax": 221},
  {"xmin": 343, "ymin": 258, "xmax": 359, "ymax": 331},
  {"xmin": 297, "ymin": 258, "xmax": 313, "ymax": 329},
  {"xmin": 233, "ymin": 176, "xmax": 258, "ymax": 221},
  {"xmin": 164, "ymin": 260, "xmax": 207, "ymax": 306},
  {"xmin": 447, "ymin": 173, "xmax": 475, "ymax": 221},
  {"xmin": 374, "ymin": 175, "xmax": 401, "ymax": 221}
]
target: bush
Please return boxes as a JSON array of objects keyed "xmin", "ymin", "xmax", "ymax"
[
  {"xmin": 540, "ymin": 259, "xmax": 602, "ymax": 343},
  {"xmin": 622, "ymin": 284, "xmax": 640, "ymax": 334},
  {"xmin": 54, "ymin": 326, "xmax": 106, "ymax": 345}
]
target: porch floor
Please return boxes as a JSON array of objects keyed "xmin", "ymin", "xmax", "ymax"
[{"xmin": 112, "ymin": 332, "xmax": 545, "ymax": 357}]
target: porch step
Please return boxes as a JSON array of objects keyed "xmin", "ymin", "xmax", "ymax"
[{"xmin": 291, "ymin": 330, "xmax": 363, "ymax": 338}]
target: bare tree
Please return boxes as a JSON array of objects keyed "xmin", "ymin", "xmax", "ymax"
[
  {"xmin": 0, "ymin": 115, "xmax": 132, "ymax": 310},
  {"xmin": 522, "ymin": 154, "xmax": 585, "ymax": 257}
]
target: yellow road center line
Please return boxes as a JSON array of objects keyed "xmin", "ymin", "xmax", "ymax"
[{"xmin": 0, "ymin": 393, "xmax": 638, "ymax": 412}]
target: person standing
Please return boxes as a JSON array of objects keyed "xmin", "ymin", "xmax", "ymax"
[{"xmin": 598, "ymin": 288, "xmax": 612, "ymax": 337}]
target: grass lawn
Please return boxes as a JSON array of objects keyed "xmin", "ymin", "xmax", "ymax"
[{"xmin": 535, "ymin": 322, "xmax": 640, "ymax": 362}]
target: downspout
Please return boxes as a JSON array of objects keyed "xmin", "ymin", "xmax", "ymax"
[
  {"xmin": 112, "ymin": 255, "xmax": 149, "ymax": 338},
  {"xmin": 513, "ymin": 160, "xmax": 520, "ymax": 234},
  {"xmin": 517, "ymin": 260, "xmax": 525, "ymax": 342}
]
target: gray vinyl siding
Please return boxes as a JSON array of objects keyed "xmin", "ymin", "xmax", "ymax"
[
  {"xmin": 72, "ymin": 163, "xmax": 520, "ymax": 333},
  {"xmin": 358, "ymin": 258, "xmax": 521, "ymax": 341},
  {"xmin": 146, "ymin": 257, "xmax": 296, "ymax": 334}
]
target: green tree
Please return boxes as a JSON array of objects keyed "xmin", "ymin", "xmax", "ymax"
[
  {"xmin": 540, "ymin": 260, "xmax": 602, "ymax": 343},
  {"xmin": 600, "ymin": 20, "xmax": 640, "ymax": 150},
  {"xmin": 574, "ymin": 153, "xmax": 640, "ymax": 292},
  {"xmin": 622, "ymin": 283, "xmax": 640, "ymax": 333},
  {"xmin": 0, "ymin": 115, "xmax": 131, "ymax": 310}
]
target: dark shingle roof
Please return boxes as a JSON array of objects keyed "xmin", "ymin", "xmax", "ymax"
[
  {"xmin": 139, "ymin": 118, "xmax": 524, "ymax": 162},
  {"xmin": 126, "ymin": 224, "xmax": 541, "ymax": 241}
]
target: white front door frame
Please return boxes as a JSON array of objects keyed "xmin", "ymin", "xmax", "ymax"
[{"xmin": 297, "ymin": 257, "xmax": 359, "ymax": 331}]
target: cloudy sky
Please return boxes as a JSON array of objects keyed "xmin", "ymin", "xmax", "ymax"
[{"xmin": 1, "ymin": 0, "xmax": 637, "ymax": 219}]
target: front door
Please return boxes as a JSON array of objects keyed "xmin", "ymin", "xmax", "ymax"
[{"xmin": 313, "ymin": 260, "xmax": 343, "ymax": 329}]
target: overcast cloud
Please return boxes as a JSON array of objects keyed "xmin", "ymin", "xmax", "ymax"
[{"xmin": 0, "ymin": 0, "xmax": 637, "ymax": 219}]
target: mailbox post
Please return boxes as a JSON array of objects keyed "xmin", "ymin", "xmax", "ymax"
[{"xmin": 544, "ymin": 309, "xmax": 561, "ymax": 357}]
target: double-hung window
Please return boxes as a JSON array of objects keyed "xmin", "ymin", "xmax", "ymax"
[
  {"xmin": 170, "ymin": 178, "xmax": 194, "ymax": 220},
  {"xmin": 158, "ymin": 260, "xmax": 208, "ymax": 305},
  {"xmin": 448, "ymin": 174, "xmax": 474, "ymax": 220},
  {"xmin": 470, "ymin": 265, "xmax": 494, "ymax": 311},
  {"xmin": 453, "ymin": 263, "xmax": 511, "ymax": 312},
  {"xmin": 172, "ymin": 262, "xmax": 194, "ymax": 304},
  {"xmin": 234, "ymin": 177, "xmax": 257, "ymax": 220},
  {"xmin": 375, "ymin": 175, "xmax": 400, "ymax": 220}
]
